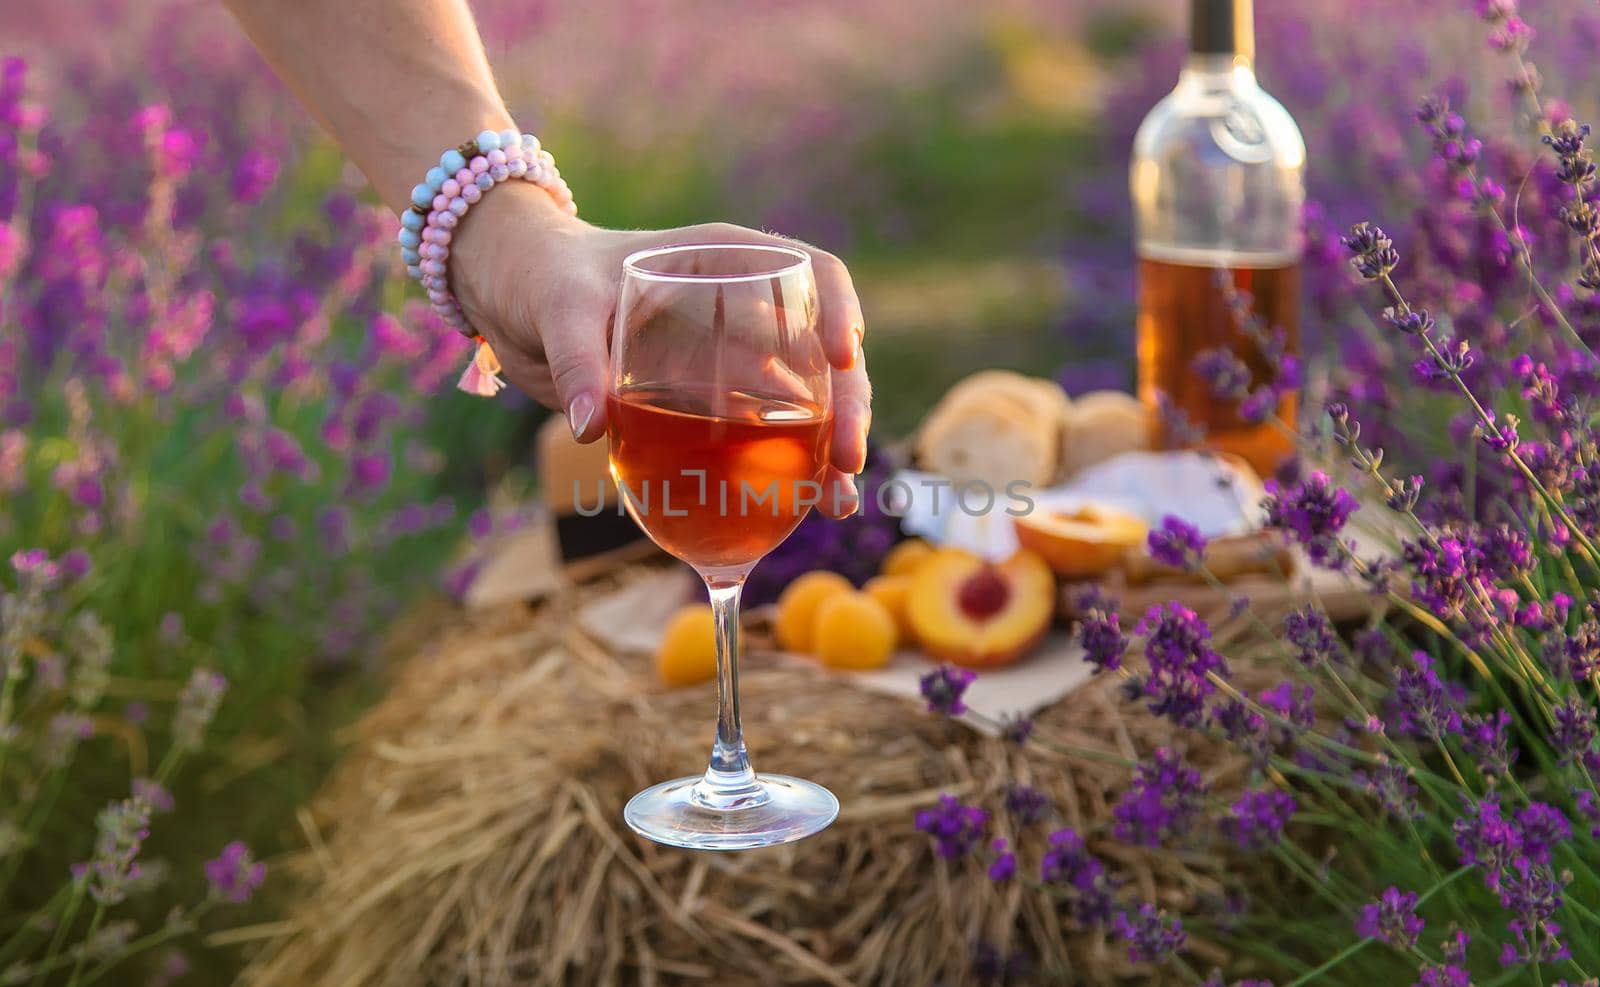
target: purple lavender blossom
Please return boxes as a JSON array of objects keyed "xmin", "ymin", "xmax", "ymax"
[
  {"xmin": 1039, "ymin": 827, "xmax": 1114, "ymax": 926},
  {"xmin": 1134, "ymin": 603, "xmax": 1226, "ymax": 727},
  {"xmin": 1394, "ymin": 652, "xmax": 1462, "ymax": 739},
  {"xmin": 1552, "ymin": 695, "xmax": 1597, "ymax": 764},
  {"xmin": 1356, "ymin": 761, "xmax": 1420, "ymax": 820},
  {"xmin": 1453, "ymin": 796, "xmax": 1524, "ymax": 878},
  {"xmin": 1112, "ymin": 748, "xmax": 1206, "ymax": 848},
  {"xmin": 1227, "ymin": 788, "xmax": 1297, "ymax": 850},
  {"xmin": 1004, "ymin": 784, "xmax": 1051, "ymax": 826},
  {"xmin": 1192, "ymin": 348, "xmax": 1252, "ymax": 401},
  {"xmin": 1114, "ymin": 903, "xmax": 1186, "ymax": 965},
  {"xmin": 914, "ymin": 795, "xmax": 988, "ymax": 860},
  {"xmin": 1147, "ymin": 515, "xmax": 1207, "ymax": 571},
  {"xmin": 919, "ymin": 665, "xmax": 975, "ymax": 717},
  {"xmin": 1355, "ymin": 886, "xmax": 1425, "ymax": 949},
  {"xmin": 204, "ymin": 841, "xmax": 266, "ymax": 904},
  {"xmin": 1460, "ymin": 709, "xmax": 1517, "ymax": 777},
  {"xmin": 1514, "ymin": 802, "xmax": 1571, "ymax": 865},
  {"xmin": 986, "ymin": 838, "xmax": 1016, "ymax": 882},
  {"xmin": 1414, "ymin": 929, "xmax": 1472, "ymax": 986},
  {"xmin": 1262, "ymin": 472, "xmax": 1358, "ymax": 568},
  {"xmin": 1074, "ymin": 586, "xmax": 1127, "ymax": 674},
  {"xmin": 1283, "ymin": 606, "xmax": 1342, "ymax": 670}
]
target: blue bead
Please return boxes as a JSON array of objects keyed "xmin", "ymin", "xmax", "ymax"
[
  {"xmin": 440, "ymin": 148, "xmax": 466, "ymax": 174},
  {"xmin": 400, "ymin": 247, "xmax": 421, "ymax": 265},
  {"xmin": 398, "ymin": 228, "xmax": 422, "ymax": 249},
  {"xmin": 410, "ymin": 183, "xmax": 434, "ymax": 208},
  {"xmin": 475, "ymin": 173, "xmax": 495, "ymax": 191},
  {"xmin": 400, "ymin": 210, "xmax": 425, "ymax": 231},
  {"xmin": 475, "ymin": 129, "xmax": 501, "ymax": 152},
  {"xmin": 425, "ymin": 166, "xmax": 448, "ymax": 190},
  {"xmin": 405, "ymin": 264, "xmax": 423, "ymax": 280},
  {"xmin": 497, "ymin": 128, "xmax": 519, "ymax": 150}
]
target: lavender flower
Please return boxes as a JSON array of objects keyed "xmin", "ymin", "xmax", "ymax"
[
  {"xmin": 1283, "ymin": 605, "xmax": 1343, "ymax": 668},
  {"xmin": 1134, "ymin": 603, "xmax": 1226, "ymax": 727},
  {"xmin": 1514, "ymin": 802, "xmax": 1571, "ymax": 865},
  {"xmin": 1192, "ymin": 348, "xmax": 1252, "ymax": 401},
  {"xmin": 1074, "ymin": 586, "xmax": 1127, "ymax": 674},
  {"xmin": 1453, "ymin": 796, "xmax": 1523, "ymax": 878},
  {"xmin": 1394, "ymin": 652, "xmax": 1461, "ymax": 739},
  {"xmin": 1004, "ymin": 784, "xmax": 1051, "ymax": 826},
  {"xmin": 1114, "ymin": 903, "xmax": 1186, "ymax": 965},
  {"xmin": 1147, "ymin": 515, "xmax": 1207, "ymax": 571},
  {"xmin": 919, "ymin": 665, "xmax": 975, "ymax": 717},
  {"xmin": 1262, "ymin": 472, "xmax": 1358, "ymax": 568},
  {"xmin": 1039, "ymin": 827, "xmax": 1115, "ymax": 926},
  {"xmin": 987, "ymin": 838, "xmax": 1017, "ymax": 882},
  {"xmin": 914, "ymin": 795, "xmax": 988, "ymax": 859},
  {"xmin": 1341, "ymin": 222, "xmax": 1400, "ymax": 280},
  {"xmin": 1552, "ymin": 695, "xmax": 1597, "ymax": 764},
  {"xmin": 1227, "ymin": 788, "xmax": 1296, "ymax": 850},
  {"xmin": 1358, "ymin": 760, "xmax": 1420, "ymax": 820},
  {"xmin": 1414, "ymin": 929, "xmax": 1472, "ymax": 987},
  {"xmin": 1355, "ymin": 886, "xmax": 1425, "ymax": 949},
  {"xmin": 173, "ymin": 668, "xmax": 227, "ymax": 751},
  {"xmin": 203, "ymin": 840, "xmax": 266, "ymax": 904},
  {"xmin": 1113, "ymin": 748, "xmax": 1206, "ymax": 848},
  {"xmin": 85, "ymin": 797, "xmax": 152, "ymax": 906}
]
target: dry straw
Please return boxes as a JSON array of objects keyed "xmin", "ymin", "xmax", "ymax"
[{"xmin": 245, "ymin": 574, "xmax": 1284, "ymax": 986}]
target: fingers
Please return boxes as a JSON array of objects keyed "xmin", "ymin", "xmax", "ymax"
[
  {"xmin": 807, "ymin": 249, "xmax": 865, "ymax": 373},
  {"xmin": 820, "ymin": 466, "xmax": 861, "ymax": 520},
  {"xmin": 532, "ymin": 293, "xmax": 613, "ymax": 443},
  {"xmin": 829, "ymin": 357, "xmax": 871, "ymax": 476},
  {"xmin": 681, "ymin": 223, "xmax": 862, "ymax": 373}
]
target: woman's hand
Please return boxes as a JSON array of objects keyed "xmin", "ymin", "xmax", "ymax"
[{"xmin": 451, "ymin": 182, "xmax": 871, "ymax": 518}]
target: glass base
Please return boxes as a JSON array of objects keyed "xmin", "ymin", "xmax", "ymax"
[{"xmin": 623, "ymin": 773, "xmax": 840, "ymax": 850}]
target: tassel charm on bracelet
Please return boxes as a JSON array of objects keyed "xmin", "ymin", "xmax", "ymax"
[{"xmin": 395, "ymin": 128, "xmax": 576, "ymax": 396}]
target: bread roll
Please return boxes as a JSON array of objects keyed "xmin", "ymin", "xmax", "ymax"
[{"xmin": 1060, "ymin": 390, "xmax": 1153, "ymax": 478}]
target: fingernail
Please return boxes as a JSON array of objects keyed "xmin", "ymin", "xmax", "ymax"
[
  {"xmin": 851, "ymin": 323, "xmax": 864, "ymax": 365},
  {"xmin": 567, "ymin": 392, "xmax": 595, "ymax": 439}
]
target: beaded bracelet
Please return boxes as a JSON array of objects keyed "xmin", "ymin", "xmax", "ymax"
[{"xmin": 396, "ymin": 128, "xmax": 577, "ymax": 396}]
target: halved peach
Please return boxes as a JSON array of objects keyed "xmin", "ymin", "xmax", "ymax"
[
  {"xmin": 1012, "ymin": 505, "xmax": 1149, "ymax": 578},
  {"xmin": 906, "ymin": 548, "xmax": 1055, "ymax": 669}
]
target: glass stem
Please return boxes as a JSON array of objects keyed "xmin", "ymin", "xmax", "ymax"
[{"xmin": 696, "ymin": 573, "xmax": 766, "ymax": 809}]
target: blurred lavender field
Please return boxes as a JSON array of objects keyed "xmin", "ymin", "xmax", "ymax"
[{"xmin": 5, "ymin": 0, "xmax": 1600, "ymax": 980}]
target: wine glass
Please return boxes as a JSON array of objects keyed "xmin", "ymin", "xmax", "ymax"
[{"xmin": 607, "ymin": 242, "xmax": 840, "ymax": 850}]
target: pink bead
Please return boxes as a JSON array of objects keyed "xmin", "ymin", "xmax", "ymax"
[
  {"xmin": 437, "ymin": 211, "xmax": 459, "ymax": 229},
  {"xmin": 428, "ymin": 288, "xmax": 450, "ymax": 305},
  {"xmin": 489, "ymin": 164, "xmax": 509, "ymax": 182},
  {"xmin": 538, "ymin": 150, "xmax": 554, "ymax": 167},
  {"xmin": 487, "ymin": 148, "xmax": 507, "ymax": 167},
  {"xmin": 508, "ymin": 159, "xmax": 528, "ymax": 178},
  {"xmin": 562, "ymin": 200, "xmax": 578, "ymax": 215},
  {"xmin": 432, "ymin": 193, "xmax": 449, "ymax": 211},
  {"xmin": 434, "ymin": 228, "xmax": 451, "ymax": 245},
  {"xmin": 448, "ymin": 197, "xmax": 468, "ymax": 216},
  {"xmin": 461, "ymin": 184, "xmax": 482, "ymax": 203},
  {"xmin": 455, "ymin": 168, "xmax": 474, "ymax": 186},
  {"xmin": 524, "ymin": 163, "xmax": 544, "ymax": 183},
  {"xmin": 469, "ymin": 156, "xmax": 489, "ymax": 175},
  {"xmin": 503, "ymin": 144, "xmax": 523, "ymax": 163},
  {"xmin": 421, "ymin": 227, "xmax": 440, "ymax": 243},
  {"xmin": 421, "ymin": 260, "xmax": 445, "ymax": 277},
  {"xmin": 441, "ymin": 178, "xmax": 460, "ymax": 198}
]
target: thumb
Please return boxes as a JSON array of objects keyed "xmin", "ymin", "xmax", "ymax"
[{"xmin": 540, "ymin": 313, "xmax": 612, "ymax": 443}]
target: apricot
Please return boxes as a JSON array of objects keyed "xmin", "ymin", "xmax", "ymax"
[
  {"xmin": 774, "ymin": 570, "xmax": 854, "ymax": 652},
  {"xmin": 1012, "ymin": 505, "xmax": 1149, "ymax": 578},
  {"xmin": 881, "ymin": 538, "xmax": 935, "ymax": 577},
  {"xmin": 907, "ymin": 548, "xmax": 1055, "ymax": 668},
  {"xmin": 863, "ymin": 574, "xmax": 916, "ymax": 643},
  {"xmin": 656, "ymin": 605, "xmax": 718, "ymax": 687},
  {"xmin": 812, "ymin": 591, "xmax": 898, "ymax": 670}
]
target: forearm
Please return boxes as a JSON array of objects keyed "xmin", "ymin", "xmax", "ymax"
[{"xmin": 222, "ymin": 0, "xmax": 516, "ymax": 213}]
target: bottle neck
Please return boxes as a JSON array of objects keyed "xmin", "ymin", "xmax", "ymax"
[
  {"xmin": 1189, "ymin": 0, "xmax": 1254, "ymax": 64},
  {"xmin": 1179, "ymin": 53, "xmax": 1257, "ymax": 91}
]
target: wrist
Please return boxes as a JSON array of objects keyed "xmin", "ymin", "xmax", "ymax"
[{"xmin": 450, "ymin": 179, "xmax": 586, "ymax": 317}]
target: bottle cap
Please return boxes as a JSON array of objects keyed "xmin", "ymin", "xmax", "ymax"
[{"xmin": 1190, "ymin": 0, "xmax": 1254, "ymax": 60}]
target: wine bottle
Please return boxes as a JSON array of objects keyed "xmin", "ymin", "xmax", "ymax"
[{"xmin": 1130, "ymin": 0, "xmax": 1306, "ymax": 476}]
